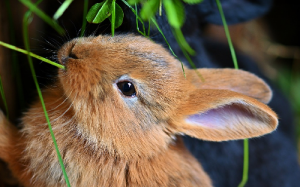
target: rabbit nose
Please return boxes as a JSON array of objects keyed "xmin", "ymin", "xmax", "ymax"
[
  {"xmin": 61, "ymin": 52, "xmax": 78, "ymax": 65},
  {"xmin": 60, "ymin": 41, "xmax": 78, "ymax": 65}
]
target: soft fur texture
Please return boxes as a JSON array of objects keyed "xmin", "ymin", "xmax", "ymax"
[{"xmin": 0, "ymin": 35, "xmax": 278, "ymax": 186}]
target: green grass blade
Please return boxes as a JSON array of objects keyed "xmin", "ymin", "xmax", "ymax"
[
  {"xmin": 19, "ymin": 0, "xmax": 65, "ymax": 35},
  {"xmin": 215, "ymin": 1, "xmax": 246, "ymax": 186},
  {"xmin": 0, "ymin": 41, "xmax": 65, "ymax": 69},
  {"xmin": 216, "ymin": 0, "xmax": 238, "ymax": 69},
  {"xmin": 121, "ymin": 0, "xmax": 146, "ymax": 35},
  {"xmin": 53, "ymin": 0, "xmax": 74, "ymax": 20},
  {"xmin": 159, "ymin": 0, "xmax": 162, "ymax": 16},
  {"xmin": 0, "ymin": 76, "xmax": 9, "ymax": 119},
  {"xmin": 238, "ymin": 139, "xmax": 249, "ymax": 187},
  {"xmin": 135, "ymin": 3, "xmax": 146, "ymax": 36},
  {"xmin": 80, "ymin": 0, "xmax": 89, "ymax": 36},
  {"xmin": 173, "ymin": 28, "xmax": 195, "ymax": 55},
  {"xmin": 177, "ymin": 43, "xmax": 204, "ymax": 81},
  {"xmin": 151, "ymin": 18, "xmax": 186, "ymax": 78},
  {"xmin": 171, "ymin": 27, "xmax": 204, "ymax": 81},
  {"xmin": 23, "ymin": 11, "xmax": 71, "ymax": 187},
  {"xmin": 111, "ymin": 0, "xmax": 116, "ymax": 37}
]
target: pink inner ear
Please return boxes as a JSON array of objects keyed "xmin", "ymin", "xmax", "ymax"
[{"xmin": 185, "ymin": 103, "xmax": 257, "ymax": 129}]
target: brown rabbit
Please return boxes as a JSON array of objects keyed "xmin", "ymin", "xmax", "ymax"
[{"xmin": 0, "ymin": 34, "xmax": 277, "ymax": 187}]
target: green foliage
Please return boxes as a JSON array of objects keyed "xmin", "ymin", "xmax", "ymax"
[
  {"xmin": 53, "ymin": 0, "xmax": 74, "ymax": 20},
  {"xmin": 140, "ymin": 0, "xmax": 160, "ymax": 20},
  {"xmin": 86, "ymin": 0, "xmax": 124, "ymax": 35},
  {"xmin": 134, "ymin": 3, "xmax": 147, "ymax": 36},
  {"xmin": 150, "ymin": 18, "xmax": 186, "ymax": 77},
  {"xmin": 86, "ymin": 2, "xmax": 112, "ymax": 23},
  {"xmin": 108, "ymin": 2, "xmax": 124, "ymax": 29},
  {"xmin": 0, "ymin": 41, "xmax": 64, "ymax": 69},
  {"xmin": 183, "ymin": 0, "xmax": 203, "ymax": 4},
  {"xmin": 111, "ymin": 0, "xmax": 116, "ymax": 36},
  {"xmin": 127, "ymin": 0, "xmax": 139, "ymax": 4},
  {"xmin": 80, "ymin": 0, "xmax": 89, "ymax": 36},
  {"xmin": 215, "ymin": 0, "xmax": 238, "ymax": 69},
  {"xmin": 173, "ymin": 28, "xmax": 195, "ymax": 55},
  {"xmin": 19, "ymin": 0, "xmax": 65, "ymax": 35},
  {"xmin": 163, "ymin": 0, "xmax": 185, "ymax": 28}
]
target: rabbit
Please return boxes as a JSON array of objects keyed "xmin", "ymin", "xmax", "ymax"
[{"xmin": 0, "ymin": 34, "xmax": 278, "ymax": 187}]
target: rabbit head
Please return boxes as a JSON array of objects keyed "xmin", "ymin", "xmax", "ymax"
[{"xmin": 56, "ymin": 34, "xmax": 278, "ymax": 159}]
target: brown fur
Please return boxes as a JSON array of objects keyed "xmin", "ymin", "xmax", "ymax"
[{"xmin": 0, "ymin": 35, "xmax": 278, "ymax": 186}]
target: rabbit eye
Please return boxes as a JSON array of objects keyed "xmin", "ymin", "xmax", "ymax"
[{"xmin": 117, "ymin": 81, "xmax": 136, "ymax": 97}]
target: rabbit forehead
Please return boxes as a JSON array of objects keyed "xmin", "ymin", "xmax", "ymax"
[{"xmin": 89, "ymin": 34, "xmax": 175, "ymax": 70}]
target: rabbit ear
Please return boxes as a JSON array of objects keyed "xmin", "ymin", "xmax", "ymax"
[
  {"xmin": 171, "ymin": 89, "xmax": 278, "ymax": 141},
  {"xmin": 188, "ymin": 68, "xmax": 272, "ymax": 103}
]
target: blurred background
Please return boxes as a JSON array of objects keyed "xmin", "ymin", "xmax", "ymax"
[{"xmin": 0, "ymin": 0, "xmax": 299, "ymax": 186}]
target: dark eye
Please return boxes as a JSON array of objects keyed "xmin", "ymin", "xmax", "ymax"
[{"xmin": 117, "ymin": 81, "xmax": 136, "ymax": 97}]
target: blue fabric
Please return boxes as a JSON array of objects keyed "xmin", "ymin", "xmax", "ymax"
[{"xmin": 196, "ymin": 0, "xmax": 273, "ymax": 25}]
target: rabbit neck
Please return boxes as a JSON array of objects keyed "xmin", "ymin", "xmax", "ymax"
[
  {"xmin": 119, "ymin": 138, "xmax": 213, "ymax": 187},
  {"xmin": 15, "ymin": 125, "xmax": 212, "ymax": 186}
]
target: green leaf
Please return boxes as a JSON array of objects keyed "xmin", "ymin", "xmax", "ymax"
[
  {"xmin": 127, "ymin": 0, "xmax": 139, "ymax": 5},
  {"xmin": 173, "ymin": 28, "xmax": 195, "ymax": 55},
  {"xmin": 86, "ymin": 1, "xmax": 112, "ymax": 24},
  {"xmin": 183, "ymin": 0, "xmax": 203, "ymax": 4},
  {"xmin": 163, "ymin": 0, "xmax": 185, "ymax": 28},
  {"xmin": 140, "ymin": 0, "xmax": 160, "ymax": 20},
  {"xmin": 109, "ymin": 3, "xmax": 124, "ymax": 29}
]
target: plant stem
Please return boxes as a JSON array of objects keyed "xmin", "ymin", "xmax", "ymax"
[
  {"xmin": 80, "ymin": 0, "xmax": 89, "ymax": 36},
  {"xmin": 19, "ymin": 0, "xmax": 65, "ymax": 35},
  {"xmin": 23, "ymin": 10, "xmax": 71, "ymax": 187},
  {"xmin": 0, "ymin": 41, "xmax": 65, "ymax": 69},
  {"xmin": 111, "ymin": 0, "xmax": 116, "ymax": 37},
  {"xmin": 150, "ymin": 18, "xmax": 186, "ymax": 78},
  {"xmin": 215, "ymin": 1, "xmax": 247, "ymax": 187},
  {"xmin": 238, "ymin": 139, "xmax": 249, "ymax": 187},
  {"xmin": 215, "ymin": 0, "xmax": 238, "ymax": 69}
]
